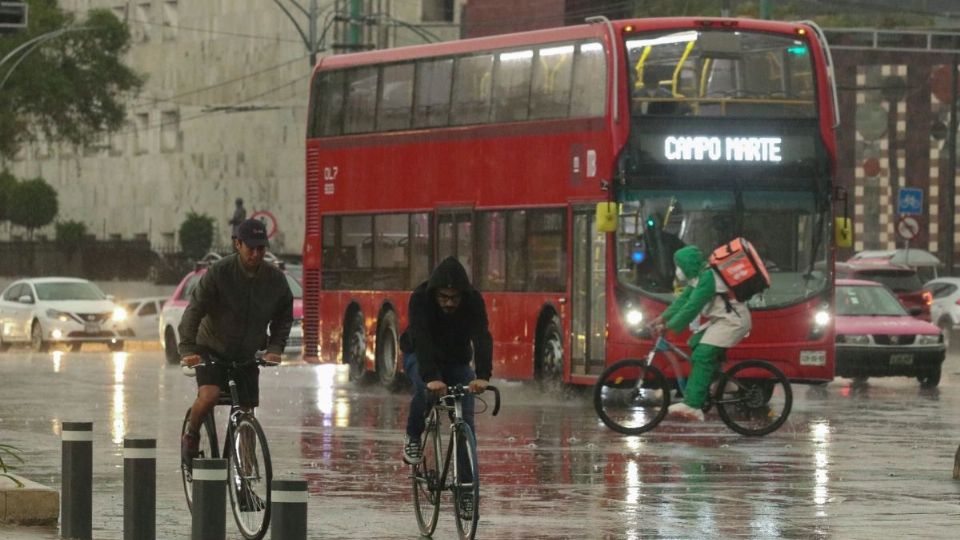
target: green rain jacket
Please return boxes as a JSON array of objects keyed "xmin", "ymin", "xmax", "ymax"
[{"xmin": 660, "ymin": 245, "xmax": 751, "ymax": 348}]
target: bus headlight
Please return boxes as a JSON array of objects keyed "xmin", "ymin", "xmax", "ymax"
[
  {"xmin": 814, "ymin": 310, "xmax": 830, "ymax": 327},
  {"xmin": 112, "ymin": 307, "xmax": 128, "ymax": 322},
  {"xmin": 625, "ymin": 309, "xmax": 643, "ymax": 327}
]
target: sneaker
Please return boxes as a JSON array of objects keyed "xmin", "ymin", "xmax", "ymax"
[
  {"xmin": 237, "ymin": 490, "xmax": 265, "ymax": 512},
  {"xmin": 402, "ymin": 434, "xmax": 422, "ymax": 465},
  {"xmin": 668, "ymin": 402, "xmax": 705, "ymax": 421},
  {"xmin": 180, "ymin": 431, "xmax": 199, "ymax": 469},
  {"xmin": 458, "ymin": 491, "xmax": 476, "ymax": 521}
]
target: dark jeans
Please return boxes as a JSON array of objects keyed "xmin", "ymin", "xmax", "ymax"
[{"xmin": 404, "ymin": 353, "xmax": 476, "ymax": 483}]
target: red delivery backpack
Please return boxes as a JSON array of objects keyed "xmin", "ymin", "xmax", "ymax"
[{"xmin": 708, "ymin": 238, "xmax": 771, "ymax": 302}]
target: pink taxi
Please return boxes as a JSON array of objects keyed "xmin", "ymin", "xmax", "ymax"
[{"xmin": 835, "ymin": 279, "xmax": 945, "ymax": 388}]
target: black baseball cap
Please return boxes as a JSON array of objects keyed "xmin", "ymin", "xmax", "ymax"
[{"xmin": 237, "ymin": 218, "xmax": 269, "ymax": 247}]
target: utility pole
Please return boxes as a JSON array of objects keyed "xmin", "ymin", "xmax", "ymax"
[
  {"xmin": 947, "ymin": 55, "xmax": 958, "ymax": 275},
  {"xmin": 273, "ymin": 0, "xmax": 324, "ymax": 67}
]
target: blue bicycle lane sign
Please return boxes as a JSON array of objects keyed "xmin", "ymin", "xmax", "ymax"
[{"xmin": 898, "ymin": 187, "xmax": 923, "ymax": 216}]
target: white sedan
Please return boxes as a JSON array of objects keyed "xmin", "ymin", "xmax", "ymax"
[
  {"xmin": 925, "ymin": 276, "xmax": 960, "ymax": 348},
  {"xmin": 0, "ymin": 277, "xmax": 130, "ymax": 352}
]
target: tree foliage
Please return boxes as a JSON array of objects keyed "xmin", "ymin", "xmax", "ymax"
[
  {"xmin": 7, "ymin": 177, "xmax": 58, "ymax": 236},
  {"xmin": 0, "ymin": 0, "xmax": 144, "ymax": 160},
  {"xmin": 56, "ymin": 219, "xmax": 88, "ymax": 254},
  {"xmin": 180, "ymin": 212, "xmax": 216, "ymax": 259},
  {"xmin": 0, "ymin": 169, "xmax": 17, "ymax": 222}
]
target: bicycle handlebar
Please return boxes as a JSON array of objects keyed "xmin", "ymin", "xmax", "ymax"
[
  {"xmin": 182, "ymin": 351, "xmax": 279, "ymax": 373},
  {"xmin": 432, "ymin": 384, "xmax": 502, "ymax": 417}
]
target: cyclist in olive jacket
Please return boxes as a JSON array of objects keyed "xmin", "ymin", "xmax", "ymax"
[{"xmin": 179, "ymin": 218, "xmax": 294, "ymax": 467}]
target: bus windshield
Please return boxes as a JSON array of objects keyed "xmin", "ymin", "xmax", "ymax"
[
  {"xmin": 626, "ymin": 29, "xmax": 816, "ymax": 118},
  {"xmin": 615, "ymin": 189, "xmax": 828, "ymax": 308}
]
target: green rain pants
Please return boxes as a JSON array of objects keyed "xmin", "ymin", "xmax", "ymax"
[{"xmin": 683, "ymin": 333, "xmax": 724, "ymax": 408}]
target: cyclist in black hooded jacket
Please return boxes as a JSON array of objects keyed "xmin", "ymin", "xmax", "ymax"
[{"xmin": 401, "ymin": 256, "xmax": 493, "ymax": 467}]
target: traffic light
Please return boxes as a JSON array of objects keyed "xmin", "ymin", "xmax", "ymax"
[{"xmin": 0, "ymin": 2, "xmax": 28, "ymax": 34}]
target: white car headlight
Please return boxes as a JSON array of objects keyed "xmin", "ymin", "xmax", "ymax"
[
  {"xmin": 112, "ymin": 307, "xmax": 128, "ymax": 322},
  {"xmin": 916, "ymin": 334, "xmax": 941, "ymax": 345},
  {"xmin": 838, "ymin": 334, "xmax": 870, "ymax": 345},
  {"xmin": 45, "ymin": 309, "xmax": 72, "ymax": 323}
]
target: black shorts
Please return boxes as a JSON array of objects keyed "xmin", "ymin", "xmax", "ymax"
[{"xmin": 195, "ymin": 361, "xmax": 260, "ymax": 408}]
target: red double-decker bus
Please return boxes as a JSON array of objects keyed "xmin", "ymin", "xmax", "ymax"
[{"xmin": 302, "ymin": 17, "xmax": 842, "ymax": 389}]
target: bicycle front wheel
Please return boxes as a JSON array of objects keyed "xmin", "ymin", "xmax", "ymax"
[
  {"xmin": 452, "ymin": 423, "xmax": 479, "ymax": 540},
  {"xmin": 715, "ymin": 360, "xmax": 793, "ymax": 436},
  {"xmin": 181, "ymin": 408, "xmax": 218, "ymax": 513},
  {"xmin": 413, "ymin": 410, "xmax": 442, "ymax": 536},
  {"xmin": 593, "ymin": 359, "xmax": 669, "ymax": 435},
  {"xmin": 227, "ymin": 413, "xmax": 272, "ymax": 540}
]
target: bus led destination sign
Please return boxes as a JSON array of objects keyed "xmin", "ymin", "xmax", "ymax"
[{"xmin": 664, "ymin": 136, "xmax": 782, "ymax": 163}]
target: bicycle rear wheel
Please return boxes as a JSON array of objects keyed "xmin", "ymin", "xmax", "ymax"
[
  {"xmin": 227, "ymin": 413, "xmax": 272, "ymax": 540},
  {"xmin": 413, "ymin": 410, "xmax": 442, "ymax": 536},
  {"xmin": 715, "ymin": 360, "xmax": 793, "ymax": 436},
  {"xmin": 181, "ymin": 408, "xmax": 217, "ymax": 513},
  {"xmin": 593, "ymin": 359, "xmax": 669, "ymax": 435},
  {"xmin": 452, "ymin": 423, "xmax": 479, "ymax": 540}
]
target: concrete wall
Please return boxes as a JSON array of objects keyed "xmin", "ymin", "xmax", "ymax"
[{"xmin": 7, "ymin": 0, "xmax": 462, "ymax": 256}]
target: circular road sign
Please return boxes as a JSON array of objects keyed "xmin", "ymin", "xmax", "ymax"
[
  {"xmin": 897, "ymin": 215, "xmax": 920, "ymax": 241},
  {"xmin": 250, "ymin": 210, "xmax": 278, "ymax": 239}
]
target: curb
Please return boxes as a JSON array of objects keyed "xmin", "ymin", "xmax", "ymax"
[{"xmin": 0, "ymin": 474, "xmax": 59, "ymax": 526}]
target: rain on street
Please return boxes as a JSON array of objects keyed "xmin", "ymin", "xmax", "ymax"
[{"xmin": 2, "ymin": 347, "xmax": 960, "ymax": 539}]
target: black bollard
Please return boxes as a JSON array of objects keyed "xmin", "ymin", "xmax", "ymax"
[
  {"xmin": 61, "ymin": 421, "xmax": 93, "ymax": 540},
  {"xmin": 271, "ymin": 478, "xmax": 308, "ymax": 539},
  {"xmin": 191, "ymin": 458, "xmax": 227, "ymax": 540},
  {"xmin": 123, "ymin": 438, "xmax": 156, "ymax": 540}
]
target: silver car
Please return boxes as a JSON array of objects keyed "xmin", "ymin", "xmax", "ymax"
[{"xmin": 0, "ymin": 277, "xmax": 130, "ymax": 352}]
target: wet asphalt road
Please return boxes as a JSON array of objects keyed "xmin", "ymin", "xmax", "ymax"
[{"xmin": 2, "ymin": 348, "xmax": 960, "ymax": 539}]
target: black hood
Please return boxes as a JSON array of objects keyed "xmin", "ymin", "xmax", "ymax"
[{"xmin": 426, "ymin": 256, "xmax": 472, "ymax": 294}]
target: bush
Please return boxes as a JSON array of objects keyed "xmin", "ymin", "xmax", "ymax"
[
  {"xmin": 0, "ymin": 170, "xmax": 16, "ymax": 222},
  {"xmin": 56, "ymin": 220, "xmax": 88, "ymax": 254},
  {"xmin": 179, "ymin": 212, "xmax": 215, "ymax": 259}
]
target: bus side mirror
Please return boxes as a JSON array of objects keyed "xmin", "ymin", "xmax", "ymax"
[
  {"xmin": 835, "ymin": 217, "xmax": 852, "ymax": 248},
  {"xmin": 596, "ymin": 202, "xmax": 619, "ymax": 232}
]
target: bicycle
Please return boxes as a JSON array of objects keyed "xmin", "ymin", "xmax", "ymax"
[
  {"xmin": 180, "ymin": 352, "xmax": 279, "ymax": 540},
  {"xmin": 412, "ymin": 384, "xmax": 501, "ymax": 540},
  {"xmin": 593, "ymin": 327, "xmax": 792, "ymax": 436}
]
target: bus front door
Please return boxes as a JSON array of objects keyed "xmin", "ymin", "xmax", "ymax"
[{"xmin": 571, "ymin": 209, "xmax": 607, "ymax": 377}]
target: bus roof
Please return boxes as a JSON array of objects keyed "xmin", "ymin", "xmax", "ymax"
[{"xmin": 314, "ymin": 17, "xmax": 817, "ymax": 72}]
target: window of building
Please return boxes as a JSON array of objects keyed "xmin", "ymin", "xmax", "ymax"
[
  {"xmin": 161, "ymin": 110, "xmax": 180, "ymax": 152},
  {"xmin": 422, "ymin": 0, "xmax": 455, "ymax": 22},
  {"xmin": 162, "ymin": 1, "xmax": 179, "ymax": 41},
  {"xmin": 135, "ymin": 112, "xmax": 150, "ymax": 154}
]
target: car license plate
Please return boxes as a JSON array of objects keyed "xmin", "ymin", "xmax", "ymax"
[
  {"xmin": 890, "ymin": 353, "xmax": 914, "ymax": 366},
  {"xmin": 84, "ymin": 322, "xmax": 100, "ymax": 334},
  {"xmin": 800, "ymin": 350, "xmax": 826, "ymax": 366}
]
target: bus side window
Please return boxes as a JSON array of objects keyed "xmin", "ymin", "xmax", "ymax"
[
  {"xmin": 414, "ymin": 58, "xmax": 453, "ymax": 128},
  {"xmin": 315, "ymin": 70, "xmax": 346, "ymax": 137},
  {"xmin": 377, "ymin": 63, "xmax": 415, "ymax": 132},
  {"xmin": 451, "ymin": 53, "xmax": 494, "ymax": 125},
  {"xmin": 492, "ymin": 49, "xmax": 533, "ymax": 123},
  {"xmin": 530, "ymin": 43, "xmax": 574, "ymax": 120},
  {"xmin": 344, "ymin": 67, "xmax": 378, "ymax": 134},
  {"xmin": 570, "ymin": 42, "xmax": 606, "ymax": 118}
]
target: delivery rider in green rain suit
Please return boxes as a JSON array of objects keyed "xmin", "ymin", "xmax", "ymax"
[{"xmin": 651, "ymin": 245, "xmax": 752, "ymax": 421}]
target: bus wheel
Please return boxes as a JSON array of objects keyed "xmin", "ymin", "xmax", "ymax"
[
  {"xmin": 376, "ymin": 311, "xmax": 404, "ymax": 391},
  {"xmin": 345, "ymin": 310, "xmax": 369, "ymax": 383},
  {"xmin": 535, "ymin": 314, "xmax": 563, "ymax": 385}
]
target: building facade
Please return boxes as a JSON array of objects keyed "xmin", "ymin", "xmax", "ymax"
[{"xmin": 7, "ymin": 0, "xmax": 462, "ymax": 256}]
